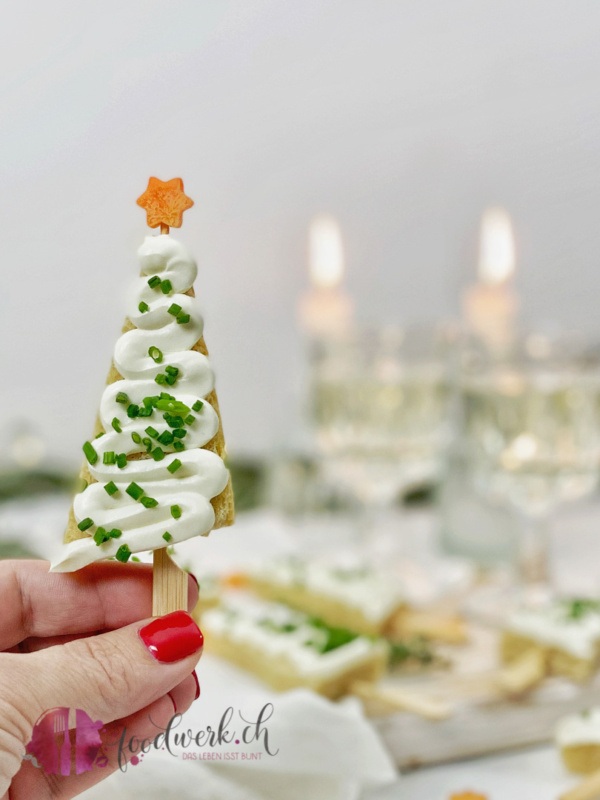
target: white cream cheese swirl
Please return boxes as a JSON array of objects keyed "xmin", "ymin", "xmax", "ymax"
[{"xmin": 51, "ymin": 235, "xmax": 229, "ymax": 572}]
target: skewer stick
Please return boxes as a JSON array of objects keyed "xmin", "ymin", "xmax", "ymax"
[
  {"xmin": 350, "ymin": 680, "xmax": 453, "ymax": 720},
  {"xmin": 560, "ymin": 769, "xmax": 600, "ymax": 800},
  {"xmin": 136, "ymin": 177, "xmax": 195, "ymax": 616}
]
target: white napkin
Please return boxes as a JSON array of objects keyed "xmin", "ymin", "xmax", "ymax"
[{"xmin": 81, "ymin": 686, "xmax": 397, "ymax": 800}]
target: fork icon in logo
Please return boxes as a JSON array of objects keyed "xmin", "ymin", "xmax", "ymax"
[{"xmin": 25, "ymin": 707, "xmax": 105, "ymax": 775}]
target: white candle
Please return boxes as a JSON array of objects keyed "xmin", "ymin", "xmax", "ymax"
[
  {"xmin": 298, "ymin": 215, "xmax": 353, "ymax": 338},
  {"xmin": 462, "ymin": 207, "xmax": 519, "ymax": 348}
]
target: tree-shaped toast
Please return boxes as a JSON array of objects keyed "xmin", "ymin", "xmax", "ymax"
[{"xmin": 51, "ymin": 178, "xmax": 234, "ymax": 614}]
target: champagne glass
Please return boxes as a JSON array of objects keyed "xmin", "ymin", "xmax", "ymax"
[
  {"xmin": 308, "ymin": 324, "xmax": 455, "ymax": 562},
  {"xmin": 461, "ymin": 333, "xmax": 600, "ymax": 606}
]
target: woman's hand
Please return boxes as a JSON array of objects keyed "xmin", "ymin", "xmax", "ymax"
[{"xmin": 0, "ymin": 559, "xmax": 202, "ymax": 799}]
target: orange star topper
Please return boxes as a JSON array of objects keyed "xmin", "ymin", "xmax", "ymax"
[{"xmin": 136, "ymin": 177, "xmax": 194, "ymax": 232}]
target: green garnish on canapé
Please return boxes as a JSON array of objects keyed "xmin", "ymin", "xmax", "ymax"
[{"xmin": 115, "ymin": 544, "xmax": 132, "ymax": 563}]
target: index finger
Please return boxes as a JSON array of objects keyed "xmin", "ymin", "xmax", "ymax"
[{"xmin": 0, "ymin": 559, "xmax": 198, "ymax": 650}]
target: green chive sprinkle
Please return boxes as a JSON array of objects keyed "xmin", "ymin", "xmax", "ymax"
[
  {"xmin": 158, "ymin": 430, "xmax": 174, "ymax": 446},
  {"xmin": 171, "ymin": 505, "xmax": 182, "ymax": 519},
  {"xmin": 127, "ymin": 404, "xmax": 140, "ymax": 418},
  {"xmin": 148, "ymin": 346, "xmax": 163, "ymax": 364},
  {"xmin": 167, "ymin": 458, "xmax": 182, "ymax": 474},
  {"xmin": 162, "ymin": 532, "xmax": 173, "ymax": 542},
  {"xmin": 173, "ymin": 441, "xmax": 185, "ymax": 452},
  {"xmin": 152, "ymin": 447, "xmax": 165, "ymax": 461},
  {"xmin": 104, "ymin": 481, "xmax": 118, "ymax": 496},
  {"xmin": 164, "ymin": 414, "xmax": 184, "ymax": 428},
  {"xmin": 155, "ymin": 373, "xmax": 167, "ymax": 386},
  {"xmin": 93, "ymin": 527, "xmax": 109, "ymax": 546},
  {"xmin": 131, "ymin": 431, "xmax": 142, "ymax": 444},
  {"xmin": 116, "ymin": 391, "xmax": 129, "ymax": 404},
  {"xmin": 138, "ymin": 301, "xmax": 149, "ymax": 313},
  {"xmin": 103, "ymin": 451, "xmax": 116, "ymax": 465},
  {"xmin": 173, "ymin": 428, "xmax": 187, "ymax": 439},
  {"xmin": 145, "ymin": 426, "xmax": 159, "ymax": 439},
  {"xmin": 111, "ymin": 417, "xmax": 122, "ymax": 433},
  {"xmin": 78, "ymin": 517, "xmax": 94, "ymax": 531},
  {"xmin": 131, "ymin": 556, "xmax": 141, "ymax": 563},
  {"xmin": 115, "ymin": 544, "xmax": 132, "ymax": 563},
  {"xmin": 116, "ymin": 453, "xmax": 128, "ymax": 469},
  {"xmin": 155, "ymin": 398, "xmax": 190, "ymax": 414},
  {"xmin": 82, "ymin": 441, "xmax": 98, "ymax": 465},
  {"xmin": 168, "ymin": 303, "xmax": 182, "ymax": 316},
  {"xmin": 141, "ymin": 496, "xmax": 158, "ymax": 508},
  {"xmin": 109, "ymin": 528, "xmax": 122, "ymax": 539},
  {"xmin": 148, "ymin": 275, "xmax": 161, "ymax": 289},
  {"xmin": 177, "ymin": 313, "xmax": 190, "ymax": 325},
  {"xmin": 138, "ymin": 406, "xmax": 153, "ymax": 417},
  {"xmin": 184, "ymin": 414, "xmax": 195, "ymax": 426},
  {"xmin": 142, "ymin": 437, "xmax": 153, "ymax": 452},
  {"xmin": 95, "ymin": 431, "xmax": 105, "ymax": 439},
  {"xmin": 160, "ymin": 279, "xmax": 172, "ymax": 294},
  {"xmin": 126, "ymin": 482, "xmax": 144, "ymax": 500},
  {"xmin": 165, "ymin": 374, "xmax": 177, "ymax": 386},
  {"xmin": 192, "ymin": 400, "xmax": 203, "ymax": 412}
]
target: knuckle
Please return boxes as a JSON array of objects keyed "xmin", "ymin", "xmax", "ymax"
[{"xmin": 68, "ymin": 635, "xmax": 135, "ymax": 708}]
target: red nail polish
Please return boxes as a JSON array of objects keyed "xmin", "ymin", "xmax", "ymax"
[
  {"xmin": 192, "ymin": 670, "xmax": 200, "ymax": 700},
  {"xmin": 139, "ymin": 611, "xmax": 204, "ymax": 663}
]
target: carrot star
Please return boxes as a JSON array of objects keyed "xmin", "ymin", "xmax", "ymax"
[{"xmin": 136, "ymin": 177, "xmax": 194, "ymax": 231}]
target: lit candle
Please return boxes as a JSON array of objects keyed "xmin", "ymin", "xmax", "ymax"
[
  {"xmin": 298, "ymin": 215, "xmax": 353, "ymax": 339},
  {"xmin": 462, "ymin": 207, "xmax": 519, "ymax": 348}
]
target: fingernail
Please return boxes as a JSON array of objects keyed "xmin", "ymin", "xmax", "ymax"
[
  {"xmin": 192, "ymin": 669, "xmax": 200, "ymax": 700},
  {"xmin": 188, "ymin": 572, "xmax": 199, "ymax": 591},
  {"xmin": 139, "ymin": 611, "xmax": 204, "ymax": 663}
]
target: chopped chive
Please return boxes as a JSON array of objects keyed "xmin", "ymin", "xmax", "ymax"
[
  {"xmin": 155, "ymin": 373, "xmax": 167, "ymax": 386},
  {"xmin": 171, "ymin": 505, "xmax": 182, "ymax": 519},
  {"xmin": 142, "ymin": 437, "xmax": 153, "ymax": 453},
  {"xmin": 104, "ymin": 481, "xmax": 119, "ymax": 496},
  {"xmin": 167, "ymin": 303, "xmax": 182, "ymax": 316},
  {"xmin": 126, "ymin": 482, "xmax": 144, "ymax": 500},
  {"xmin": 164, "ymin": 414, "xmax": 184, "ymax": 428},
  {"xmin": 160, "ymin": 392, "xmax": 174, "ymax": 400},
  {"xmin": 82, "ymin": 441, "xmax": 98, "ymax": 465},
  {"xmin": 173, "ymin": 440, "xmax": 185, "ymax": 452},
  {"xmin": 109, "ymin": 528, "xmax": 122, "ymax": 539},
  {"xmin": 116, "ymin": 391, "xmax": 129, "ymax": 405},
  {"xmin": 93, "ymin": 527, "xmax": 109, "ymax": 546},
  {"xmin": 173, "ymin": 428, "xmax": 187, "ymax": 439},
  {"xmin": 144, "ymin": 395, "xmax": 159, "ymax": 408},
  {"xmin": 77, "ymin": 517, "xmax": 94, "ymax": 532},
  {"xmin": 157, "ymin": 430, "xmax": 174, "ymax": 446},
  {"xmin": 95, "ymin": 431, "xmax": 105, "ymax": 439},
  {"xmin": 151, "ymin": 447, "xmax": 165, "ymax": 461},
  {"xmin": 147, "ymin": 275, "xmax": 161, "ymax": 289},
  {"xmin": 192, "ymin": 400, "xmax": 203, "ymax": 412},
  {"xmin": 116, "ymin": 453, "xmax": 128, "ymax": 469},
  {"xmin": 160, "ymin": 279, "xmax": 172, "ymax": 294},
  {"xmin": 111, "ymin": 417, "xmax": 122, "ymax": 433},
  {"xmin": 184, "ymin": 414, "xmax": 195, "ymax": 426},
  {"xmin": 131, "ymin": 431, "xmax": 142, "ymax": 444},
  {"xmin": 103, "ymin": 451, "xmax": 116, "ymax": 465},
  {"xmin": 155, "ymin": 398, "xmax": 190, "ymax": 414},
  {"xmin": 165, "ymin": 374, "xmax": 178, "ymax": 386},
  {"xmin": 145, "ymin": 426, "xmax": 159, "ymax": 439},
  {"xmin": 148, "ymin": 346, "xmax": 163, "ymax": 364},
  {"xmin": 141, "ymin": 496, "xmax": 158, "ymax": 508},
  {"xmin": 177, "ymin": 313, "xmax": 190, "ymax": 325},
  {"xmin": 127, "ymin": 404, "xmax": 140, "ymax": 418},
  {"xmin": 167, "ymin": 458, "xmax": 182, "ymax": 474},
  {"xmin": 131, "ymin": 556, "xmax": 141, "ymax": 563},
  {"xmin": 162, "ymin": 532, "xmax": 173, "ymax": 542},
  {"xmin": 115, "ymin": 544, "xmax": 132, "ymax": 563},
  {"xmin": 138, "ymin": 406, "xmax": 153, "ymax": 417},
  {"xmin": 138, "ymin": 300, "xmax": 149, "ymax": 313}
]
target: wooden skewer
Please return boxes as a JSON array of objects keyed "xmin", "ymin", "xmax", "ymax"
[
  {"xmin": 560, "ymin": 768, "xmax": 600, "ymax": 800},
  {"xmin": 350, "ymin": 680, "xmax": 453, "ymax": 721},
  {"xmin": 152, "ymin": 546, "xmax": 188, "ymax": 616}
]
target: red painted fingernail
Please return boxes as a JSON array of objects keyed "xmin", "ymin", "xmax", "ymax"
[
  {"xmin": 192, "ymin": 670, "xmax": 200, "ymax": 700},
  {"xmin": 139, "ymin": 611, "xmax": 204, "ymax": 663}
]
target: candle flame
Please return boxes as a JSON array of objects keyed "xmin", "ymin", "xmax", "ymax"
[
  {"xmin": 309, "ymin": 215, "xmax": 344, "ymax": 289},
  {"xmin": 478, "ymin": 207, "xmax": 515, "ymax": 284}
]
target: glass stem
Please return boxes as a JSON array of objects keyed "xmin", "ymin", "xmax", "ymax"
[{"xmin": 516, "ymin": 511, "xmax": 552, "ymax": 605}]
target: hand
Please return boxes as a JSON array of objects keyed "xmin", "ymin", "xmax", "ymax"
[{"xmin": 0, "ymin": 559, "xmax": 202, "ymax": 799}]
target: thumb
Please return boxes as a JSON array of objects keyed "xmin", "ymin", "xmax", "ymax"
[{"xmin": 0, "ymin": 610, "xmax": 203, "ymax": 766}]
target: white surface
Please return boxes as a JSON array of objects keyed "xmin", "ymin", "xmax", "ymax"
[{"xmin": 3, "ymin": 2, "xmax": 600, "ymax": 462}]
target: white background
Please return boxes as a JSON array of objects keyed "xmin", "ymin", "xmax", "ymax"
[{"xmin": 2, "ymin": 1, "xmax": 600, "ymax": 461}]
